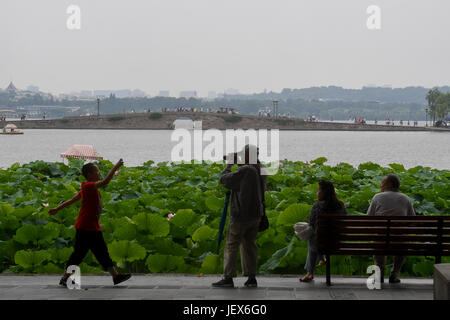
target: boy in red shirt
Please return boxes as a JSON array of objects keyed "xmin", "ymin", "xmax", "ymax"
[{"xmin": 49, "ymin": 159, "xmax": 131, "ymax": 287}]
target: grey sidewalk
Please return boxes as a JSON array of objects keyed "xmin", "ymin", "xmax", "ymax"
[{"xmin": 0, "ymin": 274, "xmax": 433, "ymax": 300}]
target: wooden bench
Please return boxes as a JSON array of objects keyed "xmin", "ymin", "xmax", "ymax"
[{"xmin": 317, "ymin": 215, "xmax": 450, "ymax": 286}]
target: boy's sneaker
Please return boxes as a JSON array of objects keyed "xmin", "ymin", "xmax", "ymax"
[
  {"xmin": 59, "ymin": 277, "xmax": 68, "ymax": 287},
  {"xmin": 244, "ymin": 277, "xmax": 257, "ymax": 288},
  {"xmin": 212, "ymin": 278, "xmax": 234, "ymax": 288},
  {"xmin": 113, "ymin": 274, "xmax": 132, "ymax": 285}
]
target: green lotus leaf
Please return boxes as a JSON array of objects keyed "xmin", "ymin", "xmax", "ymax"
[
  {"xmin": 132, "ymin": 212, "xmax": 170, "ymax": 237},
  {"xmin": 0, "ymin": 203, "xmax": 14, "ymax": 215},
  {"xmin": 200, "ymin": 254, "xmax": 220, "ymax": 274},
  {"xmin": 192, "ymin": 226, "xmax": 217, "ymax": 242},
  {"xmin": 310, "ymin": 157, "xmax": 328, "ymax": 166},
  {"xmin": 389, "ymin": 163, "xmax": 406, "ymax": 172},
  {"xmin": 205, "ymin": 196, "xmax": 224, "ymax": 212},
  {"xmin": 146, "ymin": 238, "xmax": 188, "ymax": 257},
  {"xmin": 113, "ymin": 219, "xmax": 137, "ymax": 241},
  {"xmin": 13, "ymin": 223, "xmax": 60, "ymax": 246},
  {"xmin": 259, "ymin": 236, "xmax": 296, "ymax": 274},
  {"xmin": 46, "ymin": 247, "xmax": 73, "ymax": 264},
  {"xmin": 78, "ymin": 262, "xmax": 104, "ymax": 274},
  {"xmin": 37, "ymin": 263, "xmax": 64, "ymax": 274},
  {"xmin": 14, "ymin": 250, "xmax": 50, "ymax": 269},
  {"xmin": 108, "ymin": 240, "xmax": 147, "ymax": 263},
  {"xmin": 169, "ymin": 209, "xmax": 199, "ymax": 227},
  {"xmin": 277, "ymin": 203, "xmax": 311, "ymax": 226},
  {"xmin": 145, "ymin": 253, "xmax": 184, "ymax": 273}
]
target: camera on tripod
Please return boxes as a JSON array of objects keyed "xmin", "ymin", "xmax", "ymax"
[{"xmin": 223, "ymin": 152, "xmax": 239, "ymax": 163}]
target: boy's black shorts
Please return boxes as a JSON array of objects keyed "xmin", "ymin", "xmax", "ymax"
[{"xmin": 66, "ymin": 229, "xmax": 114, "ymax": 271}]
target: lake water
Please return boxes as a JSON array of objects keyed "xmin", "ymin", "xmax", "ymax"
[{"xmin": 1, "ymin": 129, "xmax": 449, "ymax": 170}]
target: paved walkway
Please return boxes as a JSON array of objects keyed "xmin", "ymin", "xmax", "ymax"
[{"xmin": 0, "ymin": 275, "xmax": 433, "ymax": 300}]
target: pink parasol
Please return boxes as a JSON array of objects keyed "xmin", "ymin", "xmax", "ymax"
[
  {"xmin": 60, "ymin": 145, "xmax": 103, "ymax": 160},
  {"xmin": 4, "ymin": 124, "xmax": 17, "ymax": 129}
]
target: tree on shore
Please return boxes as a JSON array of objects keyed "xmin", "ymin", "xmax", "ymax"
[
  {"xmin": 426, "ymin": 88, "xmax": 441, "ymax": 125},
  {"xmin": 435, "ymin": 93, "xmax": 450, "ymax": 121}
]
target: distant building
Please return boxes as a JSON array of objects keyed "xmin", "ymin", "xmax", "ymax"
[
  {"xmin": 179, "ymin": 91, "xmax": 197, "ymax": 98},
  {"xmin": 132, "ymin": 89, "xmax": 147, "ymax": 98},
  {"xmin": 207, "ymin": 91, "xmax": 218, "ymax": 99},
  {"xmin": 6, "ymin": 81, "xmax": 18, "ymax": 93},
  {"xmin": 225, "ymin": 88, "xmax": 240, "ymax": 95},
  {"xmin": 114, "ymin": 90, "xmax": 132, "ymax": 98},
  {"xmin": 93, "ymin": 90, "xmax": 113, "ymax": 97},
  {"xmin": 158, "ymin": 90, "xmax": 170, "ymax": 97},
  {"xmin": 91, "ymin": 89, "xmax": 149, "ymax": 98},
  {"xmin": 27, "ymin": 85, "xmax": 39, "ymax": 93},
  {"xmin": 80, "ymin": 90, "xmax": 93, "ymax": 97}
]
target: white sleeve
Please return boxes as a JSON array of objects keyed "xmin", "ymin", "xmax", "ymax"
[
  {"xmin": 407, "ymin": 198, "xmax": 416, "ymax": 216},
  {"xmin": 367, "ymin": 196, "xmax": 377, "ymax": 216}
]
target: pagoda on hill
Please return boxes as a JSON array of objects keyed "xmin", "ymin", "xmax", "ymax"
[{"xmin": 6, "ymin": 82, "xmax": 17, "ymax": 93}]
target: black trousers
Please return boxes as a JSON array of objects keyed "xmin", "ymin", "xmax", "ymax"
[{"xmin": 66, "ymin": 229, "xmax": 114, "ymax": 271}]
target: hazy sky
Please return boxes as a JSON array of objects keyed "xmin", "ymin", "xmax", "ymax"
[{"xmin": 1, "ymin": 0, "xmax": 449, "ymax": 96}]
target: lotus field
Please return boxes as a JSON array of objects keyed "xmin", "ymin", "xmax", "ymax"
[{"xmin": 0, "ymin": 158, "xmax": 449, "ymax": 276}]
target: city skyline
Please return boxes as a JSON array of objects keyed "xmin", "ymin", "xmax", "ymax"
[{"xmin": 2, "ymin": 80, "xmax": 449, "ymax": 99}]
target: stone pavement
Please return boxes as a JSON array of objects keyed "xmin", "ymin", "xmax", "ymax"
[{"xmin": 0, "ymin": 274, "xmax": 433, "ymax": 300}]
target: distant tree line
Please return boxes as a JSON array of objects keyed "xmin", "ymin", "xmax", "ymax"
[
  {"xmin": 1, "ymin": 86, "xmax": 449, "ymax": 121},
  {"xmin": 426, "ymin": 89, "xmax": 450, "ymax": 124},
  {"xmin": 225, "ymin": 85, "xmax": 450, "ymax": 104}
]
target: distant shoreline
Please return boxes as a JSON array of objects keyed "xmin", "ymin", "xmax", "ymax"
[{"xmin": 1, "ymin": 112, "xmax": 448, "ymax": 132}]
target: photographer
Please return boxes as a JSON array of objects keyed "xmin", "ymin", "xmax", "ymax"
[{"xmin": 212, "ymin": 144, "xmax": 266, "ymax": 288}]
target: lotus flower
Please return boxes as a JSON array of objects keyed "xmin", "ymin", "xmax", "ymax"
[
  {"xmin": 42, "ymin": 203, "xmax": 49, "ymax": 207},
  {"xmin": 167, "ymin": 213, "xmax": 176, "ymax": 221},
  {"xmin": 279, "ymin": 162, "xmax": 283, "ymax": 167},
  {"xmin": 115, "ymin": 170, "xmax": 119, "ymax": 175}
]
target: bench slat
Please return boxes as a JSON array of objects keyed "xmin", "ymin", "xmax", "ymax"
[
  {"xmin": 334, "ymin": 234, "xmax": 450, "ymax": 242},
  {"xmin": 324, "ymin": 227, "xmax": 450, "ymax": 235},
  {"xmin": 320, "ymin": 249, "xmax": 450, "ymax": 256},
  {"xmin": 333, "ymin": 242, "xmax": 450, "ymax": 250},
  {"xmin": 332, "ymin": 220, "xmax": 445, "ymax": 227},
  {"xmin": 318, "ymin": 216, "xmax": 450, "ymax": 221}
]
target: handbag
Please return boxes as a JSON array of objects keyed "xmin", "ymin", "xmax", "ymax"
[
  {"xmin": 259, "ymin": 207, "xmax": 269, "ymax": 232},
  {"xmin": 257, "ymin": 166, "xmax": 269, "ymax": 232},
  {"xmin": 294, "ymin": 222, "xmax": 313, "ymax": 241}
]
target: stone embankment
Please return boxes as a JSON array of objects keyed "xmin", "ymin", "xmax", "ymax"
[{"xmin": 2, "ymin": 112, "xmax": 447, "ymax": 131}]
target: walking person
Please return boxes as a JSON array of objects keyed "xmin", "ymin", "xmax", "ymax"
[
  {"xmin": 212, "ymin": 145, "xmax": 266, "ymax": 288},
  {"xmin": 300, "ymin": 180, "xmax": 347, "ymax": 282},
  {"xmin": 49, "ymin": 159, "xmax": 132, "ymax": 287},
  {"xmin": 367, "ymin": 174, "xmax": 415, "ymax": 283}
]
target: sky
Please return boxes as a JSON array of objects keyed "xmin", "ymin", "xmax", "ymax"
[{"xmin": 1, "ymin": 0, "xmax": 449, "ymax": 96}]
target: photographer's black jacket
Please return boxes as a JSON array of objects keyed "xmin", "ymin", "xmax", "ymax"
[{"xmin": 220, "ymin": 164, "xmax": 266, "ymax": 222}]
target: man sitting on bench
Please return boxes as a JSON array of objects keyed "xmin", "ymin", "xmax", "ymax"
[{"xmin": 367, "ymin": 174, "xmax": 416, "ymax": 284}]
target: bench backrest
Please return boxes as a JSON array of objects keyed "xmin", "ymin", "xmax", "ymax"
[{"xmin": 317, "ymin": 215, "xmax": 450, "ymax": 257}]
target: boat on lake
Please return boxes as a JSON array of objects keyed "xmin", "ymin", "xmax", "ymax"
[{"xmin": 1, "ymin": 124, "xmax": 24, "ymax": 135}]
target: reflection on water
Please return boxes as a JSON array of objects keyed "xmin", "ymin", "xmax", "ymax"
[{"xmin": 0, "ymin": 129, "xmax": 449, "ymax": 169}]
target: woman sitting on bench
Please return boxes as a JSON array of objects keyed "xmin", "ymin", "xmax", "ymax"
[{"xmin": 300, "ymin": 180, "xmax": 347, "ymax": 282}]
